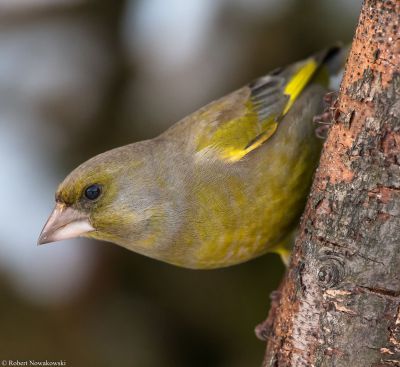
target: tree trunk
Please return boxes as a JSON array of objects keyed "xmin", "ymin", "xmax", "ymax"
[{"xmin": 260, "ymin": 1, "xmax": 400, "ymax": 366}]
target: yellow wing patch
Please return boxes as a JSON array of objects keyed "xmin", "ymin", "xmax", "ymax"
[
  {"xmin": 194, "ymin": 53, "xmax": 330, "ymax": 163},
  {"xmin": 282, "ymin": 59, "xmax": 318, "ymax": 115},
  {"xmin": 220, "ymin": 116, "xmax": 278, "ymax": 162}
]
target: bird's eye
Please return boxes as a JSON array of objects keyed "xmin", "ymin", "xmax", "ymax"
[{"xmin": 84, "ymin": 184, "xmax": 102, "ymax": 200}]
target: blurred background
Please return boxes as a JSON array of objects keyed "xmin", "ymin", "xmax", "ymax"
[{"xmin": 0, "ymin": 0, "xmax": 361, "ymax": 366}]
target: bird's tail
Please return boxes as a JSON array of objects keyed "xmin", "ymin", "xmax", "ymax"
[{"xmin": 321, "ymin": 44, "xmax": 350, "ymax": 90}]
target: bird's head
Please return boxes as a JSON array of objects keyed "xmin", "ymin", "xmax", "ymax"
[{"xmin": 38, "ymin": 142, "xmax": 166, "ymax": 249}]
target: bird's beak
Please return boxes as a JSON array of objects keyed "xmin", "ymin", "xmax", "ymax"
[{"xmin": 38, "ymin": 203, "xmax": 95, "ymax": 245}]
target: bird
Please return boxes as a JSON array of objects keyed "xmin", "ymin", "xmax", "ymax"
[{"xmin": 38, "ymin": 46, "xmax": 345, "ymax": 269}]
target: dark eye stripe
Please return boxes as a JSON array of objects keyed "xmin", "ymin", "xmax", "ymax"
[{"xmin": 84, "ymin": 184, "xmax": 102, "ymax": 200}]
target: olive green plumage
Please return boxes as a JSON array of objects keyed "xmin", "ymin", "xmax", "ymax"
[{"xmin": 39, "ymin": 47, "xmax": 345, "ymax": 269}]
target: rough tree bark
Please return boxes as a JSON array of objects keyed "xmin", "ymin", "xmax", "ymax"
[{"xmin": 259, "ymin": 1, "xmax": 400, "ymax": 366}]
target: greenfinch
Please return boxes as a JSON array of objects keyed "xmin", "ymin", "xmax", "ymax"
[{"xmin": 38, "ymin": 47, "xmax": 344, "ymax": 269}]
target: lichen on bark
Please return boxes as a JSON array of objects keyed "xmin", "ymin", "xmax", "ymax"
[{"xmin": 261, "ymin": 1, "xmax": 400, "ymax": 366}]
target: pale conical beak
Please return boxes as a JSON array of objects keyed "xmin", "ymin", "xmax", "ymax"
[{"xmin": 38, "ymin": 203, "xmax": 95, "ymax": 245}]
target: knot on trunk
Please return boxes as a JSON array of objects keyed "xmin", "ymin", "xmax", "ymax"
[{"xmin": 316, "ymin": 253, "xmax": 346, "ymax": 288}]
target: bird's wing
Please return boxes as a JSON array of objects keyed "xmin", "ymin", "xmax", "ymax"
[{"xmin": 192, "ymin": 48, "xmax": 337, "ymax": 162}]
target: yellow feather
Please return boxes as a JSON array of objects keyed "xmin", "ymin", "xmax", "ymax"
[
  {"xmin": 222, "ymin": 118, "xmax": 278, "ymax": 162},
  {"xmin": 217, "ymin": 58, "xmax": 320, "ymax": 163},
  {"xmin": 282, "ymin": 58, "xmax": 318, "ymax": 115}
]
